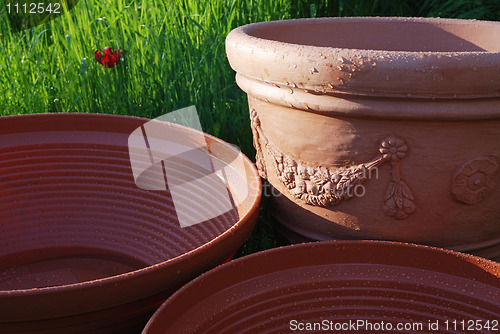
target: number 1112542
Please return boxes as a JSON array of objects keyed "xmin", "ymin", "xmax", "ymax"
[{"xmin": 6, "ymin": 2, "xmax": 61, "ymax": 14}]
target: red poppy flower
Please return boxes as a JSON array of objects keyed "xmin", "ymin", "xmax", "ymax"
[{"xmin": 94, "ymin": 47, "xmax": 125, "ymax": 68}]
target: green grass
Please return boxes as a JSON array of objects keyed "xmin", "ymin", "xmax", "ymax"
[
  {"xmin": 0, "ymin": 0, "xmax": 499, "ymax": 257},
  {"xmin": 0, "ymin": 0, "xmax": 294, "ymax": 155}
]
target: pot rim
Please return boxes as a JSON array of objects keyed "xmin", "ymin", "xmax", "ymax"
[
  {"xmin": 143, "ymin": 239, "xmax": 500, "ymax": 333},
  {"xmin": 0, "ymin": 113, "xmax": 262, "ymax": 297},
  {"xmin": 226, "ymin": 16, "xmax": 500, "ymax": 99},
  {"xmin": 240, "ymin": 16, "xmax": 500, "ymax": 56}
]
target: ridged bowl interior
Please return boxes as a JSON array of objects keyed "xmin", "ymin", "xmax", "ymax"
[
  {"xmin": 144, "ymin": 241, "xmax": 500, "ymax": 334},
  {"xmin": 0, "ymin": 113, "xmax": 260, "ymax": 332}
]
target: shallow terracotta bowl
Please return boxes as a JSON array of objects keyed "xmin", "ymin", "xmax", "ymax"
[
  {"xmin": 0, "ymin": 113, "xmax": 261, "ymax": 333},
  {"xmin": 143, "ymin": 240, "xmax": 500, "ymax": 334}
]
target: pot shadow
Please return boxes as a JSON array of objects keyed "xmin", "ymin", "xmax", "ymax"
[{"xmin": 267, "ymin": 190, "xmax": 369, "ymax": 244}]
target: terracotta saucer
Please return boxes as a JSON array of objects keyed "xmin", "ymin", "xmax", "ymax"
[
  {"xmin": 0, "ymin": 113, "xmax": 261, "ymax": 333},
  {"xmin": 143, "ymin": 240, "xmax": 500, "ymax": 334}
]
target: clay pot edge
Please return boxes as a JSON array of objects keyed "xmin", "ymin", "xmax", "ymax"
[
  {"xmin": 226, "ymin": 17, "xmax": 500, "ymax": 99},
  {"xmin": 0, "ymin": 113, "xmax": 262, "ymax": 299},
  {"xmin": 143, "ymin": 239, "xmax": 500, "ymax": 332}
]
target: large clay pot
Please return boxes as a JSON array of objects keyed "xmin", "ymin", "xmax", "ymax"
[
  {"xmin": 226, "ymin": 17, "xmax": 500, "ymax": 260},
  {"xmin": 0, "ymin": 113, "xmax": 261, "ymax": 333}
]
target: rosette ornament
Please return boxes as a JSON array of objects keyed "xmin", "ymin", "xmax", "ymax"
[
  {"xmin": 379, "ymin": 137, "xmax": 408, "ymax": 162},
  {"xmin": 452, "ymin": 157, "xmax": 499, "ymax": 204}
]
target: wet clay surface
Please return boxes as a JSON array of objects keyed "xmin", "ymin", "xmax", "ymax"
[
  {"xmin": 227, "ymin": 17, "xmax": 500, "ymax": 98},
  {"xmin": 143, "ymin": 241, "xmax": 500, "ymax": 334}
]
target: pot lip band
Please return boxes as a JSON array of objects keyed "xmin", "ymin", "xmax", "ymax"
[{"xmin": 226, "ymin": 17, "xmax": 500, "ymax": 100}]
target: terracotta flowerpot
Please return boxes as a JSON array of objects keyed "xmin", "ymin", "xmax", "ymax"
[
  {"xmin": 226, "ymin": 17, "xmax": 500, "ymax": 260},
  {"xmin": 143, "ymin": 240, "xmax": 500, "ymax": 334},
  {"xmin": 0, "ymin": 113, "xmax": 261, "ymax": 333}
]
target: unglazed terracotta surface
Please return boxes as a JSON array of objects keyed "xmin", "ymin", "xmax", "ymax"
[
  {"xmin": 0, "ymin": 113, "xmax": 261, "ymax": 333},
  {"xmin": 143, "ymin": 240, "xmax": 500, "ymax": 334},
  {"xmin": 226, "ymin": 17, "xmax": 500, "ymax": 260}
]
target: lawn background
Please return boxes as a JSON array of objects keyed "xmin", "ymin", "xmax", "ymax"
[{"xmin": 1, "ymin": 0, "xmax": 499, "ymax": 256}]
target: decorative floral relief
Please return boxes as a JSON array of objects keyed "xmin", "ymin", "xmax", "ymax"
[
  {"xmin": 249, "ymin": 108, "xmax": 416, "ymax": 219},
  {"xmin": 380, "ymin": 137, "xmax": 416, "ymax": 219},
  {"xmin": 452, "ymin": 156, "xmax": 499, "ymax": 204},
  {"xmin": 250, "ymin": 108, "xmax": 268, "ymax": 179}
]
